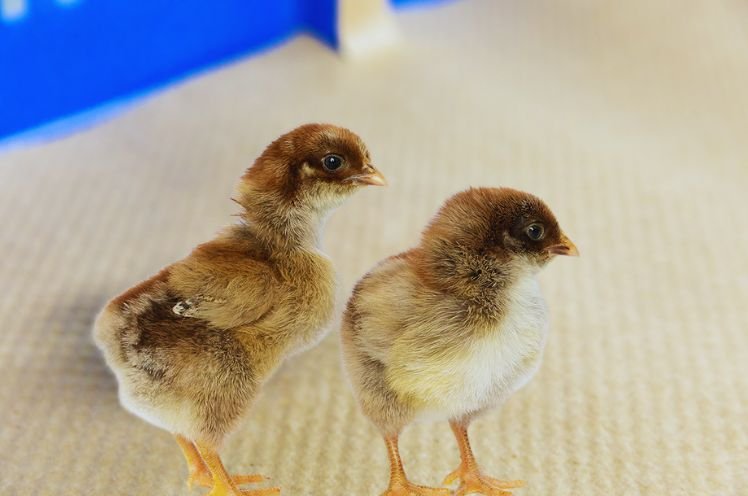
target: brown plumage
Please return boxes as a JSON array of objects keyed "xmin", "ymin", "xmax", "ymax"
[
  {"xmin": 341, "ymin": 187, "xmax": 578, "ymax": 496},
  {"xmin": 94, "ymin": 123, "xmax": 385, "ymax": 496}
]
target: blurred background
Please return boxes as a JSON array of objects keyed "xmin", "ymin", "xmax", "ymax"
[{"xmin": 1, "ymin": 0, "xmax": 746, "ymax": 495}]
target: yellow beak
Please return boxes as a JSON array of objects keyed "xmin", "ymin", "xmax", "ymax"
[
  {"xmin": 346, "ymin": 165, "xmax": 387, "ymax": 186},
  {"xmin": 546, "ymin": 233, "xmax": 579, "ymax": 256}
]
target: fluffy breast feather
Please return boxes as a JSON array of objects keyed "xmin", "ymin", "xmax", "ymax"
[
  {"xmin": 265, "ymin": 249, "xmax": 337, "ymax": 355},
  {"xmin": 388, "ymin": 276, "xmax": 549, "ymax": 419}
]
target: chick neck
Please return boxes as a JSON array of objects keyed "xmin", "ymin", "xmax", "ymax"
[
  {"xmin": 235, "ymin": 186, "xmax": 330, "ymax": 252},
  {"xmin": 416, "ymin": 241, "xmax": 534, "ymax": 312}
]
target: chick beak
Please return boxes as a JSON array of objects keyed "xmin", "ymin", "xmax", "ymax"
[
  {"xmin": 546, "ymin": 233, "xmax": 580, "ymax": 257},
  {"xmin": 346, "ymin": 165, "xmax": 387, "ymax": 186}
]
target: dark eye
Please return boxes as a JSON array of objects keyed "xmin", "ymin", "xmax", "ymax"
[
  {"xmin": 525, "ymin": 223, "xmax": 545, "ymax": 241},
  {"xmin": 322, "ymin": 154, "xmax": 344, "ymax": 171}
]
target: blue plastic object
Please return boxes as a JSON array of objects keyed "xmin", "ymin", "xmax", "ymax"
[
  {"xmin": 0, "ymin": 0, "xmax": 448, "ymax": 142},
  {"xmin": 0, "ymin": 0, "xmax": 336, "ymax": 140},
  {"xmin": 390, "ymin": 0, "xmax": 451, "ymax": 7}
]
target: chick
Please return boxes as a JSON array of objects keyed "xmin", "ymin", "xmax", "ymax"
[
  {"xmin": 341, "ymin": 187, "xmax": 578, "ymax": 496},
  {"xmin": 94, "ymin": 123, "xmax": 385, "ymax": 496}
]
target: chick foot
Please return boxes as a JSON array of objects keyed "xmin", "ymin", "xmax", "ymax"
[
  {"xmin": 379, "ymin": 435, "xmax": 451, "ymax": 496},
  {"xmin": 444, "ymin": 421, "xmax": 525, "ymax": 495},
  {"xmin": 193, "ymin": 441, "xmax": 280, "ymax": 496},
  {"xmin": 205, "ymin": 480, "xmax": 280, "ymax": 496},
  {"xmin": 382, "ymin": 481, "xmax": 451, "ymax": 496},
  {"xmin": 443, "ymin": 467, "xmax": 524, "ymax": 496},
  {"xmin": 188, "ymin": 470, "xmax": 267, "ymax": 489},
  {"xmin": 177, "ymin": 435, "xmax": 269, "ymax": 491}
]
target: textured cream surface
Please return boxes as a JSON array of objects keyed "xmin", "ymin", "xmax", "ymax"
[{"xmin": 1, "ymin": 0, "xmax": 747, "ymax": 494}]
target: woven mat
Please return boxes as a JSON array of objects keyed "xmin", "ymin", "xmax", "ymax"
[{"xmin": 1, "ymin": 1, "xmax": 747, "ymax": 494}]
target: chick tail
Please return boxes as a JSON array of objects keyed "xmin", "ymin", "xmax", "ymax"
[
  {"xmin": 92, "ymin": 268, "xmax": 171, "ymax": 370},
  {"xmin": 92, "ymin": 302, "xmax": 131, "ymax": 371}
]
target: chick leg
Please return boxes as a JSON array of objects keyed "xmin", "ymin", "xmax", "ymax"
[
  {"xmin": 194, "ymin": 441, "xmax": 280, "ymax": 496},
  {"xmin": 443, "ymin": 421, "xmax": 525, "ymax": 496},
  {"xmin": 381, "ymin": 435, "xmax": 450, "ymax": 496},
  {"xmin": 176, "ymin": 435, "xmax": 213, "ymax": 489},
  {"xmin": 176, "ymin": 435, "xmax": 267, "ymax": 489}
]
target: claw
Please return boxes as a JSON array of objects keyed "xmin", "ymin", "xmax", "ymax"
[{"xmin": 442, "ymin": 468, "xmax": 460, "ymax": 487}]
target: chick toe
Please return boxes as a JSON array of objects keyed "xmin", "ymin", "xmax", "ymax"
[
  {"xmin": 205, "ymin": 484, "xmax": 280, "ymax": 496},
  {"xmin": 191, "ymin": 473, "xmax": 268, "ymax": 490},
  {"xmin": 454, "ymin": 481, "xmax": 513, "ymax": 496},
  {"xmin": 443, "ymin": 468, "xmax": 524, "ymax": 489},
  {"xmin": 482, "ymin": 476, "xmax": 524, "ymax": 489},
  {"xmin": 194, "ymin": 442, "xmax": 279, "ymax": 495},
  {"xmin": 237, "ymin": 489, "xmax": 280, "ymax": 496},
  {"xmin": 444, "ymin": 467, "xmax": 524, "ymax": 496},
  {"xmin": 383, "ymin": 482, "xmax": 451, "ymax": 496}
]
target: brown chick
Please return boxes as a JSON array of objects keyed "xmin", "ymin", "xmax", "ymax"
[
  {"xmin": 341, "ymin": 187, "xmax": 578, "ymax": 496},
  {"xmin": 94, "ymin": 123, "xmax": 385, "ymax": 496}
]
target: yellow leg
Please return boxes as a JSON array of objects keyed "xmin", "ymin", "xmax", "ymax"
[
  {"xmin": 380, "ymin": 435, "xmax": 450, "ymax": 496},
  {"xmin": 176, "ymin": 434, "xmax": 212, "ymax": 489},
  {"xmin": 181, "ymin": 439, "xmax": 279, "ymax": 495},
  {"xmin": 176, "ymin": 435, "xmax": 267, "ymax": 489},
  {"xmin": 442, "ymin": 422, "xmax": 525, "ymax": 496}
]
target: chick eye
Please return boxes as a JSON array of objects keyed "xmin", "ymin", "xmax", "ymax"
[
  {"xmin": 525, "ymin": 223, "xmax": 545, "ymax": 241},
  {"xmin": 322, "ymin": 154, "xmax": 344, "ymax": 171}
]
